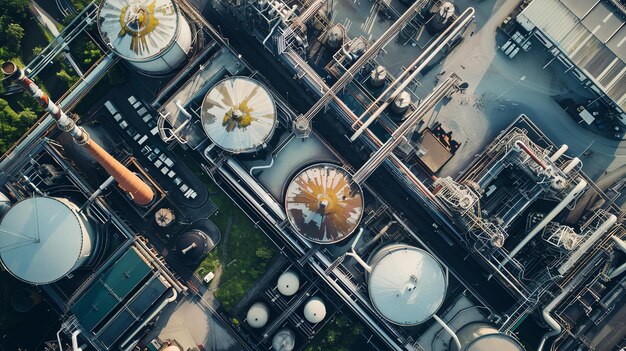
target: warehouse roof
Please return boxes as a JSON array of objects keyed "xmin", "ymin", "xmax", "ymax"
[{"xmin": 518, "ymin": 0, "xmax": 626, "ymax": 110}]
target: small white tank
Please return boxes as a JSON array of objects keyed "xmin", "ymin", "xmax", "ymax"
[
  {"xmin": 303, "ymin": 297, "xmax": 326, "ymax": 323},
  {"xmin": 277, "ymin": 270, "xmax": 300, "ymax": 296},
  {"xmin": 391, "ymin": 91, "xmax": 411, "ymax": 114},
  {"xmin": 272, "ymin": 328, "xmax": 296, "ymax": 351},
  {"xmin": 370, "ymin": 66, "xmax": 387, "ymax": 88},
  {"xmin": 246, "ymin": 302, "xmax": 270, "ymax": 328},
  {"xmin": 327, "ymin": 25, "xmax": 345, "ymax": 49}
]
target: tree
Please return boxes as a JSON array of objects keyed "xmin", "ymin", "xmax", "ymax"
[
  {"xmin": 255, "ymin": 247, "xmax": 273, "ymax": 260},
  {"xmin": 0, "ymin": 98, "xmax": 37, "ymax": 154},
  {"xmin": 5, "ymin": 23, "xmax": 25, "ymax": 52},
  {"xmin": 56, "ymin": 69, "xmax": 78, "ymax": 89},
  {"xmin": 31, "ymin": 46, "xmax": 44, "ymax": 61}
]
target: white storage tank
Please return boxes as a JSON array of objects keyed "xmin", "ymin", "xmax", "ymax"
[
  {"xmin": 303, "ymin": 297, "xmax": 326, "ymax": 323},
  {"xmin": 246, "ymin": 302, "xmax": 270, "ymax": 328},
  {"xmin": 450, "ymin": 322, "xmax": 524, "ymax": 351},
  {"xmin": 285, "ymin": 163, "xmax": 363, "ymax": 244},
  {"xmin": 391, "ymin": 91, "xmax": 411, "ymax": 114},
  {"xmin": 277, "ymin": 270, "xmax": 300, "ymax": 296},
  {"xmin": 0, "ymin": 197, "xmax": 97, "ymax": 285},
  {"xmin": 201, "ymin": 77, "xmax": 277, "ymax": 153},
  {"xmin": 98, "ymin": 0, "xmax": 193, "ymax": 74},
  {"xmin": 367, "ymin": 244, "xmax": 446, "ymax": 325},
  {"xmin": 370, "ymin": 66, "xmax": 387, "ymax": 88},
  {"xmin": 272, "ymin": 328, "xmax": 296, "ymax": 351}
]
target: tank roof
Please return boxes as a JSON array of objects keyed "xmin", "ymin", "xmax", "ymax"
[
  {"xmin": 201, "ymin": 77, "xmax": 277, "ymax": 153},
  {"xmin": 98, "ymin": 0, "xmax": 181, "ymax": 61},
  {"xmin": 0, "ymin": 197, "xmax": 88, "ymax": 285},
  {"xmin": 247, "ymin": 302, "xmax": 269, "ymax": 328},
  {"xmin": 368, "ymin": 245, "xmax": 447, "ymax": 325},
  {"xmin": 303, "ymin": 297, "xmax": 326, "ymax": 323},
  {"xmin": 452, "ymin": 322, "xmax": 525, "ymax": 351},
  {"xmin": 277, "ymin": 270, "xmax": 300, "ymax": 296},
  {"xmin": 285, "ymin": 163, "xmax": 363, "ymax": 244},
  {"xmin": 272, "ymin": 328, "xmax": 296, "ymax": 351}
]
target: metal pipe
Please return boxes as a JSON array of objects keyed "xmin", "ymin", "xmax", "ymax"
[
  {"xmin": 345, "ymin": 229, "xmax": 373, "ymax": 272},
  {"xmin": 350, "ymin": 7, "xmax": 475, "ymax": 141},
  {"xmin": 550, "ymin": 144, "xmax": 568, "ymax": 162},
  {"xmin": 562, "ymin": 157, "xmax": 581, "ymax": 174},
  {"xmin": 612, "ymin": 235, "xmax": 626, "ymax": 253},
  {"xmin": 181, "ymin": 242, "xmax": 197, "ymax": 254},
  {"xmin": 57, "ymin": 328, "xmax": 64, "ymax": 351},
  {"xmin": 71, "ymin": 330, "xmax": 82, "ymax": 351},
  {"xmin": 357, "ymin": 220, "xmax": 395, "ymax": 254},
  {"xmin": 82, "ymin": 176, "xmax": 115, "ymax": 210},
  {"xmin": 505, "ymin": 178, "xmax": 587, "ymax": 262},
  {"xmin": 120, "ymin": 287, "xmax": 177, "ymax": 351},
  {"xmin": 558, "ymin": 214, "xmax": 617, "ymax": 274},
  {"xmin": 609, "ymin": 261, "xmax": 626, "ymax": 279},
  {"xmin": 249, "ymin": 157, "xmax": 274, "ymax": 176},
  {"xmin": 433, "ymin": 314, "xmax": 462, "ymax": 351},
  {"xmin": 514, "ymin": 140, "xmax": 546, "ymax": 170}
]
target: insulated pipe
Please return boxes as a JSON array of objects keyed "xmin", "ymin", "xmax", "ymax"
[
  {"xmin": 612, "ymin": 235, "xmax": 626, "ymax": 253},
  {"xmin": 2, "ymin": 61, "xmax": 154, "ymax": 206},
  {"xmin": 357, "ymin": 220, "xmax": 395, "ymax": 255},
  {"xmin": 558, "ymin": 214, "xmax": 617, "ymax": 275},
  {"xmin": 609, "ymin": 262, "xmax": 626, "ymax": 279},
  {"xmin": 350, "ymin": 7, "xmax": 475, "ymax": 141},
  {"xmin": 432, "ymin": 314, "xmax": 462, "ymax": 351},
  {"xmin": 120, "ymin": 288, "xmax": 177, "ymax": 351},
  {"xmin": 345, "ymin": 229, "xmax": 373, "ymax": 272},
  {"xmin": 504, "ymin": 178, "xmax": 587, "ymax": 262},
  {"xmin": 71, "ymin": 330, "xmax": 83, "ymax": 351},
  {"xmin": 550, "ymin": 144, "xmax": 568, "ymax": 162},
  {"xmin": 514, "ymin": 141, "xmax": 546, "ymax": 170},
  {"xmin": 181, "ymin": 242, "xmax": 197, "ymax": 254},
  {"xmin": 57, "ymin": 328, "xmax": 64, "ymax": 351},
  {"xmin": 82, "ymin": 176, "xmax": 115, "ymax": 210},
  {"xmin": 562, "ymin": 157, "xmax": 581, "ymax": 174}
]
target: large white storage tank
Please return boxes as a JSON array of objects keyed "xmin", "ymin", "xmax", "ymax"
[
  {"xmin": 450, "ymin": 322, "xmax": 524, "ymax": 351},
  {"xmin": 367, "ymin": 244, "xmax": 447, "ymax": 325},
  {"xmin": 0, "ymin": 197, "xmax": 97, "ymax": 285},
  {"xmin": 98, "ymin": 0, "xmax": 192, "ymax": 73}
]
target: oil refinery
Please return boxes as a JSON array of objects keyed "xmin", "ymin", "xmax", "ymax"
[{"xmin": 0, "ymin": 0, "xmax": 625, "ymax": 350}]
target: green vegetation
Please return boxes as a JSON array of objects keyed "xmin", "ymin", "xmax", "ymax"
[
  {"xmin": 0, "ymin": 0, "xmax": 29, "ymax": 61},
  {"xmin": 70, "ymin": 0, "xmax": 94, "ymax": 12},
  {"xmin": 305, "ymin": 315, "xmax": 365, "ymax": 351},
  {"xmin": 184, "ymin": 152, "xmax": 277, "ymax": 311},
  {"xmin": 0, "ymin": 98, "xmax": 38, "ymax": 154}
]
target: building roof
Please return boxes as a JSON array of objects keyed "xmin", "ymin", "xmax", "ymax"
[
  {"xmin": 201, "ymin": 77, "xmax": 277, "ymax": 153},
  {"xmin": 98, "ymin": 0, "xmax": 181, "ymax": 61},
  {"xmin": 418, "ymin": 129, "xmax": 453, "ymax": 174},
  {"xmin": 0, "ymin": 197, "xmax": 88, "ymax": 285},
  {"xmin": 518, "ymin": 0, "xmax": 626, "ymax": 110},
  {"xmin": 285, "ymin": 163, "xmax": 363, "ymax": 244}
]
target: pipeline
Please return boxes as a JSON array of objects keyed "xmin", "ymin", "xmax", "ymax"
[
  {"xmin": 433, "ymin": 314, "xmax": 462, "ymax": 351},
  {"xmin": 515, "ymin": 141, "xmax": 546, "ymax": 170}
]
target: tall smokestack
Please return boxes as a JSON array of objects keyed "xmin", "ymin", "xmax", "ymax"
[{"xmin": 2, "ymin": 61, "xmax": 154, "ymax": 206}]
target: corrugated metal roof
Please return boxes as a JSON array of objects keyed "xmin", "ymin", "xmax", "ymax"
[{"xmin": 519, "ymin": 0, "xmax": 626, "ymax": 110}]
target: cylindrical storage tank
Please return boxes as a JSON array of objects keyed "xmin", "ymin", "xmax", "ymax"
[
  {"xmin": 367, "ymin": 244, "xmax": 446, "ymax": 325},
  {"xmin": 277, "ymin": 270, "xmax": 300, "ymax": 296},
  {"xmin": 391, "ymin": 91, "xmax": 411, "ymax": 114},
  {"xmin": 201, "ymin": 77, "xmax": 277, "ymax": 154},
  {"xmin": 450, "ymin": 322, "xmax": 524, "ymax": 351},
  {"xmin": 285, "ymin": 163, "xmax": 363, "ymax": 244},
  {"xmin": 98, "ymin": 0, "xmax": 193, "ymax": 74},
  {"xmin": 428, "ymin": 1, "xmax": 455, "ymax": 33},
  {"xmin": 370, "ymin": 66, "xmax": 387, "ymax": 88},
  {"xmin": 303, "ymin": 297, "xmax": 326, "ymax": 323},
  {"xmin": 246, "ymin": 302, "xmax": 270, "ymax": 328},
  {"xmin": 175, "ymin": 229, "xmax": 214, "ymax": 264},
  {"xmin": 0, "ymin": 197, "xmax": 97, "ymax": 285},
  {"xmin": 327, "ymin": 25, "xmax": 345, "ymax": 49},
  {"xmin": 272, "ymin": 328, "xmax": 296, "ymax": 351},
  {"xmin": 0, "ymin": 191, "xmax": 11, "ymax": 217}
]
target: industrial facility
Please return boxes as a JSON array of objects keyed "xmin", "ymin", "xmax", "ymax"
[{"xmin": 1, "ymin": 0, "xmax": 625, "ymax": 350}]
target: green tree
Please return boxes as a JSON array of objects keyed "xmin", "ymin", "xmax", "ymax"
[
  {"xmin": 80, "ymin": 41, "xmax": 101, "ymax": 67},
  {"xmin": 255, "ymin": 247, "xmax": 273, "ymax": 260},
  {"xmin": 0, "ymin": 98, "xmax": 37, "ymax": 154},
  {"xmin": 1, "ymin": 23, "xmax": 25, "ymax": 59},
  {"xmin": 56, "ymin": 69, "xmax": 79, "ymax": 89},
  {"xmin": 31, "ymin": 46, "xmax": 44, "ymax": 61}
]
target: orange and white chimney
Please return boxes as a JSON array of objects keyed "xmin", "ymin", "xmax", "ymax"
[{"xmin": 2, "ymin": 61, "xmax": 154, "ymax": 206}]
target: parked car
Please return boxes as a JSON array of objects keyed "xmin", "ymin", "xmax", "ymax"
[{"xmin": 203, "ymin": 272, "xmax": 215, "ymax": 284}]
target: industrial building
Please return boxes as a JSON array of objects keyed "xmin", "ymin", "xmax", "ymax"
[{"xmin": 1, "ymin": 0, "xmax": 625, "ymax": 350}]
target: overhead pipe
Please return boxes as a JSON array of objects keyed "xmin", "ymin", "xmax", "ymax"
[
  {"xmin": 357, "ymin": 220, "xmax": 396, "ymax": 254},
  {"xmin": 550, "ymin": 144, "xmax": 568, "ymax": 162},
  {"xmin": 2, "ymin": 61, "xmax": 154, "ymax": 206},
  {"xmin": 609, "ymin": 236, "xmax": 626, "ymax": 280},
  {"xmin": 56, "ymin": 328, "xmax": 64, "ymax": 351},
  {"xmin": 432, "ymin": 314, "xmax": 462, "ymax": 351},
  {"xmin": 558, "ymin": 214, "xmax": 617, "ymax": 275},
  {"xmin": 612, "ymin": 235, "xmax": 626, "ymax": 253},
  {"xmin": 562, "ymin": 157, "xmax": 581, "ymax": 174},
  {"xmin": 81, "ymin": 176, "xmax": 115, "ymax": 211},
  {"xmin": 345, "ymin": 229, "xmax": 373, "ymax": 272},
  {"xmin": 514, "ymin": 140, "xmax": 546, "ymax": 170},
  {"xmin": 120, "ymin": 287, "xmax": 177, "ymax": 351},
  {"xmin": 504, "ymin": 178, "xmax": 587, "ymax": 264},
  {"xmin": 71, "ymin": 330, "xmax": 83, "ymax": 351}
]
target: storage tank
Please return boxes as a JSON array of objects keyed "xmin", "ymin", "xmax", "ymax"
[
  {"xmin": 0, "ymin": 191, "xmax": 11, "ymax": 217},
  {"xmin": 155, "ymin": 208, "xmax": 175, "ymax": 227},
  {"xmin": 370, "ymin": 66, "xmax": 387, "ymax": 88},
  {"xmin": 0, "ymin": 197, "xmax": 97, "ymax": 285},
  {"xmin": 285, "ymin": 163, "xmax": 363, "ymax": 244},
  {"xmin": 201, "ymin": 77, "xmax": 277, "ymax": 153},
  {"xmin": 247, "ymin": 302, "xmax": 270, "ymax": 328},
  {"xmin": 98, "ymin": 0, "xmax": 192, "ymax": 74},
  {"xmin": 327, "ymin": 24, "xmax": 345, "ymax": 49},
  {"xmin": 277, "ymin": 270, "xmax": 300, "ymax": 296},
  {"xmin": 428, "ymin": 1, "xmax": 455, "ymax": 33},
  {"xmin": 391, "ymin": 91, "xmax": 411, "ymax": 114},
  {"xmin": 175, "ymin": 229, "xmax": 214, "ymax": 264},
  {"xmin": 272, "ymin": 328, "xmax": 296, "ymax": 351},
  {"xmin": 367, "ymin": 244, "xmax": 446, "ymax": 325},
  {"xmin": 303, "ymin": 297, "xmax": 326, "ymax": 323},
  {"xmin": 450, "ymin": 322, "xmax": 524, "ymax": 351}
]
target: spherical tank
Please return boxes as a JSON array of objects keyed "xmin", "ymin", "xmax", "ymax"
[
  {"xmin": 277, "ymin": 270, "xmax": 300, "ymax": 296},
  {"xmin": 285, "ymin": 163, "xmax": 363, "ymax": 244},
  {"xmin": 201, "ymin": 77, "xmax": 277, "ymax": 153},
  {"xmin": 0, "ymin": 197, "xmax": 96, "ymax": 285},
  {"xmin": 303, "ymin": 297, "xmax": 326, "ymax": 323},
  {"xmin": 367, "ymin": 244, "xmax": 446, "ymax": 325},
  {"xmin": 450, "ymin": 322, "xmax": 525, "ymax": 351},
  {"xmin": 247, "ymin": 302, "xmax": 270, "ymax": 328},
  {"xmin": 98, "ymin": 0, "xmax": 192, "ymax": 73},
  {"xmin": 272, "ymin": 328, "xmax": 296, "ymax": 351}
]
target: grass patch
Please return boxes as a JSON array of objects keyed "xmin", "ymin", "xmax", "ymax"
[
  {"xmin": 305, "ymin": 315, "xmax": 365, "ymax": 351},
  {"xmin": 36, "ymin": 23, "xmax": 55, "ymax": 43},
  {"xmin": 181, "ymin": 151, "xmax": 277, "ymax": 311},
  {"xmin": 70, "ymin": 0, "xmax": 94, "ymax": 12}
]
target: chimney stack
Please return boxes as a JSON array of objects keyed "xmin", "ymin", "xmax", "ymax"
[{"xmin": 2, "ymin": 61, "xmax": 154, "ymax": 206}]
